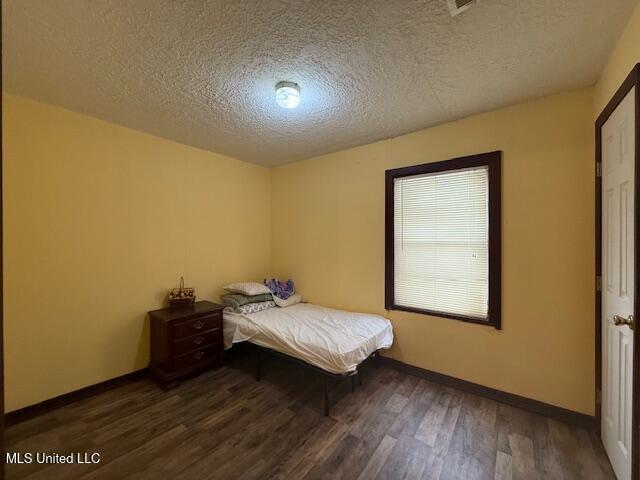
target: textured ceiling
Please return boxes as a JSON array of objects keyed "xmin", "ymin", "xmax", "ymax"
[{"xmin": 3, "ymin": 0, "xmax": 638, "ymax": 166}]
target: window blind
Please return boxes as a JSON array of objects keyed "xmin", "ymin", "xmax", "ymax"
[{"xmin": 393, "ymin": 166, "xmax": 489, "ymax": 318}]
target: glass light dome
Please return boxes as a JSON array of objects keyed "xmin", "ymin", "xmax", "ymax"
[{"xmin": 275, "ymin": 81, "xmax": 300, "ymax": 109}]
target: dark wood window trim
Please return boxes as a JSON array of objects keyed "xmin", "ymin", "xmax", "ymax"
[{"xmin": 385, "ymin": 151, "xmax": 502, "ymax": 329}]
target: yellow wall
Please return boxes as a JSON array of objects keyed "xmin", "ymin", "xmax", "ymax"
[
  {"xmin": 272, "ymin": 88, "xmax": 595, "ymax": 414},
  {"xmin": 3, "ymin": 94, "xmax": 271, "ymax": 412},
  {"xmin": 595, "ymin": 2, "xmax": 640, "ymax": 115}
]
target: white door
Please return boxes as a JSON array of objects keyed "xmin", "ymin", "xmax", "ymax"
[{"xmin": 602, "ymin": 86, "xmax": 636, "ymax": 480}]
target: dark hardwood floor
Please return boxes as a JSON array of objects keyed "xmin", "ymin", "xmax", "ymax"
[{"xmin": 5, "ymin": 352, "xmax": 614, "ymax": 479}]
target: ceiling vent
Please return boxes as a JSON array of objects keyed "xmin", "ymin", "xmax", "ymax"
[{"xmin": 446, "ymin": 0, "xmax": 479, "ymax": 17}]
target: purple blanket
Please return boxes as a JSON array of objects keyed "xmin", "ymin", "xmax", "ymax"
[{"xmin": 264, "ymin": 278, "xmax": 295, "ymax": 300}]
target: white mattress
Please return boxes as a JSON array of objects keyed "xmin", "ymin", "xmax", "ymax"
[{"xmin": 223, "ymin": 303, "xmax": 393, "ymax": 374}]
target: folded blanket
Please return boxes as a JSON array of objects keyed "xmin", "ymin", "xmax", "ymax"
[
  {"xmin": 272, "ymin": 293, "xmax": 303, "ymax": 308},
  {"xmin": 264, "ymin": 278, "xmax": 295, "ymax": 300},
  {"xmin": 221, "ymin": 293, "xmax": 273, "ymax": 312}
]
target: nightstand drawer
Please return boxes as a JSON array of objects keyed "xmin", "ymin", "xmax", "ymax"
[
  {"xmin": 172, "ymin": 313, "xmax": 221, "ymax": 339},
  {"xmin": 173, "ymin": 345, "xmax": 219, "ymax": 371},
  {"xmin": 148, "ymin": 301, "xmax": 225, "ymax": 389},
  {"xmin": 173, "ymin": 328, "xmax": 222, "ymax": 356}
]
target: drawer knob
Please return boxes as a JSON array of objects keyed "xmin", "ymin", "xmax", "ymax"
[
  {"xmin": 193, "ymin": 320, "xmax": 205, "ymax": 330},
  {"xmin": 193, "ymin": 351, "xmax": 205, "ymax": 360},
  {"xmin": 193, "ymin": 336, "xmax": 205, "ymax": 345}
]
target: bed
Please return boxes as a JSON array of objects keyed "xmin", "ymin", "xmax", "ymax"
[{"xmin": 223, "ymin": 303, "xmax": 393, "ymax": 414}]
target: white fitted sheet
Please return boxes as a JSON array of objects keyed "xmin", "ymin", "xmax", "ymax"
[{"xmin": 223, "ymin": 303, "xmax": 393, "ymax": 374}]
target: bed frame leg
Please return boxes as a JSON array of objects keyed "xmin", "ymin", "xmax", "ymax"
[
  {"xmin": 351, "ymin": 374, "xmax": 356, "ymax": 393},
  {"xmin": 375, "ymin": 351, "xmax": 381, "ymax": 368},
  {"xmin": 324, "ymin": 378, "xmax": 330, "ymax": 416},
  {"xmin": 256, "ymin": 349, "xmax": 261, "ymax": 382}
]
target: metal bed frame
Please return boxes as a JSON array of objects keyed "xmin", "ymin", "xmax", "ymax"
[{"xmin": 247, "ymin": 342, "xmax": 381, "ymax": 416}]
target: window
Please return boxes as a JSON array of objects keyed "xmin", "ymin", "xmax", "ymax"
[{"xmin": 385, "ymin": 151, "xmax": 501, "ymax": 328}]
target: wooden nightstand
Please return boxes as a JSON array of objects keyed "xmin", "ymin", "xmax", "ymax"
[{"xmin": 148, "ymin": 301, "xmax": 225, "ymax": 389}]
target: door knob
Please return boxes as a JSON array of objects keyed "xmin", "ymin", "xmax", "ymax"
[{"xmin": 613, "ymin": 314, "xmax": 635, "ymax": 330}]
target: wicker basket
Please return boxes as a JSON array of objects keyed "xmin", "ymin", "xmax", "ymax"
[{"xmin": 168, "ymin": 277, "xmax": 195, "ymax": 308}]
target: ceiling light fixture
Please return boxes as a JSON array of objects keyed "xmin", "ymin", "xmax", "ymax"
[{"xmin": 275, "ymin": 81, "xmax": 300, "ymax": 109}]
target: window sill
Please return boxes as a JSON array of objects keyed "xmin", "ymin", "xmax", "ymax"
[{"xmin": 385, "ymin": 304, "xmax": 500, "ymax": 329}]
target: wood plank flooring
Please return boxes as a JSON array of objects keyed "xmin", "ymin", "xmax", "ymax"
[{"xmin": 5, "ymin": 352, "xmax": 615, "ymax": 479}]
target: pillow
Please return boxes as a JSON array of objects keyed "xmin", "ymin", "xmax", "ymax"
[
  {"xmin": 224, "ymin": 282, "xmax": 272, "ymax": 296},
  {"xmin": 273, "ymin": 293, "xmax": 303, "ymax": 308},
  {"xmin": 264, "ymin": 278, "xmax": 295, "ymax": 300},
  {"xmin": 220, "ymin": 293, "xmax": 273, "ymax": 312},
  {"xmin": 237, "ymin": 300, "xmax": 276, "ymax": 314},
  {"xmin": 221, "ymin": 293, "xmax": 273, "ymax": 312}
]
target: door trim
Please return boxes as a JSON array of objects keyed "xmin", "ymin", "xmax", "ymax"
[
  {"xmin": 1, "ymin": 2, "xmax": 6, "ymax": 475},
  {"xmin": 596, "ymin": 62, "xmax": 640, "ymax": 480}
]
